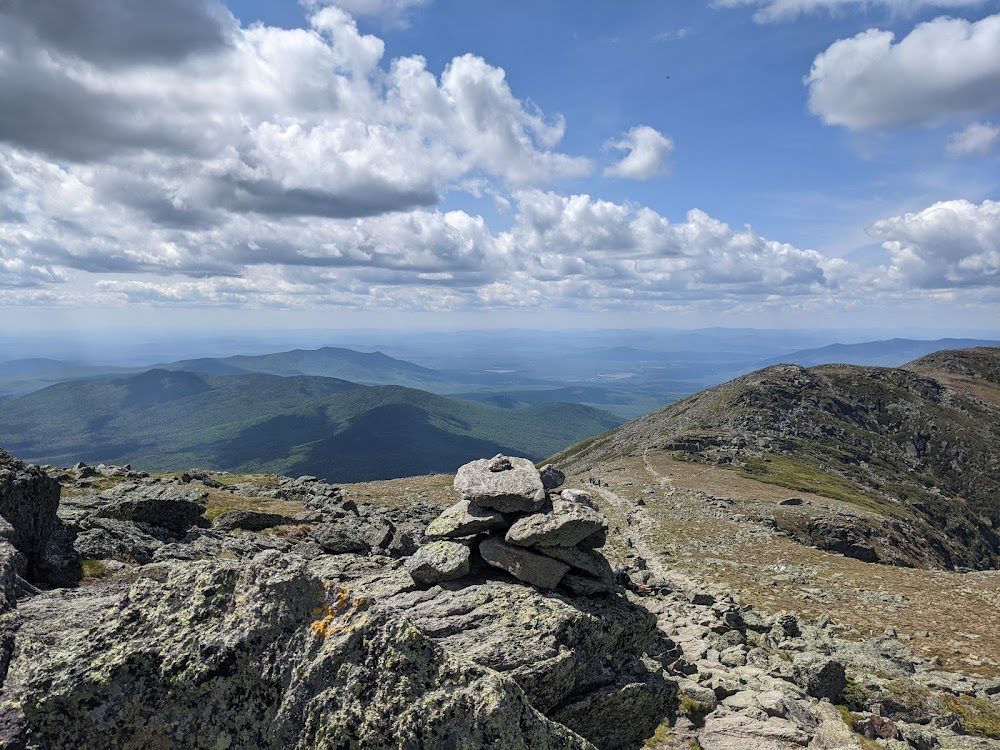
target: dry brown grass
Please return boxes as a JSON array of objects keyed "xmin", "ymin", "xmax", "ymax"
[
  {"xmin": 572, "ymin": 452, "xmax": 1000, "ymax": 678},
  {"xmin": 340, "ymin": 473, "xmax": 457, "ymax": 510}
]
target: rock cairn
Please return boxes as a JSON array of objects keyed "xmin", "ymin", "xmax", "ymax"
[{"xmin": 407, "ymin": 455, "xmax": 615, "ymax": 595}]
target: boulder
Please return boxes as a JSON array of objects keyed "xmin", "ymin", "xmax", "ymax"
[
  {"xmin": 559, "ymin": 489, "xmax": 599, "ymax": 510},
  {"xmin": 424, "ymin": 499, "xmax": 508, "ymax": 540},
  {"xmin": 792, "ymin": 653, "xmax": 846, "ymax": 701},
  {"xmin": 94, "ymin": 485, "xmax": 207, "ymax": 533},
  {"xmin": 576, "ymin": 528, "xmax": 608, "ymax": 549},
  {"xmin": 454, "ymin": 456, "xmax": 546, "ymax": 513},
  {"xmin": 407, "ymin": 540, "xmax": 471, "ymax": 584},
  {"xmin": 506, "ymin": 496, "xmax": 607, "ymax": 549},
  {"xmin": 212, "ymin": 510, "xmax": 297, "ymax": 533},
  {"xmin": 0, "ymin": 450, "xmax": 79, "ymax": 586},
  {"xmin": 535, "ymin": 546, "xmax": 614, "ymax": 582},
  {"xmin": 480, "ymin": 537, "xmax": 569, "ymax": 589},
  {"xmin": 73, "ymin": 518, "xmax": 172, "ymax": 564},
  {"xmin": 311, "ymin": 521, "xmax": 370, "ymax": 555},
  {"xmin": 539, "ymin": 464, "xmax": 566, "ymax": 490}
]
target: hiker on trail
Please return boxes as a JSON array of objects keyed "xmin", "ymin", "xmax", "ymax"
[{"xmin": 613, "ymin": 564, "xmax": 652, "ymax": 595}]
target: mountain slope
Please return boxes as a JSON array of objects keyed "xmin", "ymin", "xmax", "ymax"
[
  {"xmin": 761, "ymin": 338, "xmax": 1000, "ymax": 368},
  {"xmin": 162, "ymin": 346, "xmax": 449, "ymax": 387},
  {"xmin": 551, "ymin": 348, "xmax": 1000, "ymax": 570},
  {"xmin": 0, "ymin": 370, "xmax": 622, "ymax": 481}
]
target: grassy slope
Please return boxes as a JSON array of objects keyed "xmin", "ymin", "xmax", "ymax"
[{"xmin": 0, "ymin": 370, "xmax": 622, "ymax": 482}]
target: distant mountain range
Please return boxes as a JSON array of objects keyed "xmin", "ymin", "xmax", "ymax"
[
  {"xmin": 0, "ymin": 369, "xmax": 622, "ymax": 481},
  {"xmin": 761, "ymin": 338, "xmax": 1000, "ymax": 368}
]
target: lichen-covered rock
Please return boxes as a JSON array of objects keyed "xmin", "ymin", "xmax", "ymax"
[
  {"xmin": 377, "ymin": 576, "xmax": 673, "ymax": 735},
  {"xmin": 73, "ymin": 517, "xmax": 172, "ymax": 564},
  {"xmin": 0, "ymin": 554, "xmax": 598, "ymax": 750},
  {"xmin": 407, "ymin": 540, "xmax": 471, "ymax": 584},
  {"xmin": 311, "ymin": 515, "xmax": 395, "ymax": 555},
  {"xmin": 792, "ymin": 653, "xmax": 846, "ymax": 701},
  {"xmin": 212, "ymin": 509, "xmax": 297, "ymax": 532},
  {"xmin": 480, "ymin": 537, "xmax": 570, "ymax": 589},
  {"xmin": 550, "ymin": 679, "xmax": 677, "ymax": 750},
  {"xmin": 455, "ymin": 456, "xmax": 546, "ymax": 513},
  {"xmin": 0, "ymin": 450, "xmax": 79, "ymax": 586},
  {"xmin": 94, "ymin": 484, "xmax": 207, "ymax": 533},
  {"xmin": 506, "ymin": 496, "xmax": 607, "ymax": 549},
  {"xmin": 424, "ymin": 498, "xmax": 509, "ymax": 540}
]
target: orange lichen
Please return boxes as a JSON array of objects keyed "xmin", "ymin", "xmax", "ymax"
[{"xmin": 309, "ymin": 584, "xmax": 367, "ymax": 639}]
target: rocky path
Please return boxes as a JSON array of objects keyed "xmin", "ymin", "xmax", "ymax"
[{"xmin": 567, "ymin": 453, "xmax": 1000, "ymax": 750}]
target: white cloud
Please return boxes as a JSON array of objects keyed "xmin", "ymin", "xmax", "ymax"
[
  {"xmin": 805, "ymin": 14, "xmax": 1000, "ymax": 130},
  {"xmin": 603, "ymin": 126, "xmax": 674, "ymax": 180},
  {"xmin": 946, "ymin": 121, "xmax": 1000, "ymax": 156},
  {"xmin": 716, "ymin": 0, "xmax": 988, "ymax": 23},
  {"xmin": 308, "ymin": 0, "xmax": 432, "ymax": 29},
  {"xmin": 0, "ymin": 1, "xmax": 589, "ymax": 224},
  {"xmin": 869, "ymin": 199, "xmax": 1000, "ymax": 288}
]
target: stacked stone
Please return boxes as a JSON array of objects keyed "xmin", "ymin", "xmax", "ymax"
[{"xmin": 407, "ymin": 455, "xmax": 615, "ymax": 596}]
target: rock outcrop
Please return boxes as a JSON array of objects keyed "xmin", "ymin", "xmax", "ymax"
[{"xmin": 0, "ymin": 450, "xmax": 78, "ymax": 586}]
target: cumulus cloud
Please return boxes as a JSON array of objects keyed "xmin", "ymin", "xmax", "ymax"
[
  {"xmin": 0, "ymin": 1, "xmax": 588, "ymax": 219},
  {"xmin": 946, "ymin": 122, "xmax": 1000, "ymax": 156},
  {"xmin": 505, "ymin": 191, "xmax": 829, "ymax": 298},
  {"xmin": 715, "ymin": 0, "xmax": 987, "ymax": 23},
  {"xmin": 805, "ymin": 14, "xmax": 1000, "ymax": 130},
  {"xmin": 309, "ymin": 0, "xmax": 432, "ymax": 28},
  {"xmin": 603, "ymin": 126, "xmax": 674, "ymax": 180},
  {"xmin": 869, "ymin": 199, "xmax": 1000, "ymax": 288}
]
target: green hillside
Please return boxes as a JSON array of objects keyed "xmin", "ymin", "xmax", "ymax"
[
  {"xmin": 0, "ymin": 370, "xmax": 622, "ymax": 481},
  {"xmin": 163, "ymin": 346, "xmax": 448, "ymax": 387}
]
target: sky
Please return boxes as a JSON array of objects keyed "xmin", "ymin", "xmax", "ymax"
[{"xmin": 0, "ymin": 0, "xmax": 998, "ymax": 334}]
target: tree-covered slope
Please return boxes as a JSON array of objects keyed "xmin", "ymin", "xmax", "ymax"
[{"xmin": 0, "ymin": 370, "xmax": 622, "ymax": 481}]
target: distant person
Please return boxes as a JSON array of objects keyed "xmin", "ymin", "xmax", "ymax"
[{"xmin": 613, "ymin": 564, "xmax": 652, "ymax": 595}]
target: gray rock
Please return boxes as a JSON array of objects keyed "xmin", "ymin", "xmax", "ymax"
[
  {"xmin": 559, "ymin": 489, "xmax": 599, "ymax": 510},
  {"xmin": 424, "ymin": 499, "xmax": 508, "ymax": 540},
  {"xmin": 0, "ymin": 556, "xmax": 596, "ymax": 750},
  {"xmin": 539, "ymin": 464, "xmax": 566, "ymax": 490},
  {"xmin": 480, "ymin": 537, "xmax": 570, "ymax": 589},
  {"xmin": 576, "ymin": 527, "xmax": 608, "ymax": 549},
  {"xmin": 0, "ymin": 450, "xmax": 79, "ymax": 586},
  {"xmin": 407, "ymin": 541, "xmax": 472, "ymax": 584},
  {"xmin": 550, "ymin": 678, "xmax": 676, "ymax": 750},
  {"xmin": 506, "ymin": 496, "xmax": 607, "ymax": 549},
  {"xmin": 535, "ymin": 545, "xmax": 614, "ymax": 582},
  {"xmin": 455, "ymin": 456, "xmax": 546, "ymax": 513},
  {"xmin": 311, "ymin": 521, "xmax": 370, "ymax": 554},
  {"xmin": 561, "ymin": 573, "xmax": 616, "ymax": 596},
  {"xmin": 95, "ymin": 485, "xmax": 207, "ymax": 533},
  {"xmin": 74, "ymin": 518, "xmax": 172, "ymax": 564},
  {"xmin": 212, "ymin": 510, "xmax": 297, "ymax": 533},
  {"xmin": 792, "ymin": 653, "xmax": 846, "ymax": 701}
]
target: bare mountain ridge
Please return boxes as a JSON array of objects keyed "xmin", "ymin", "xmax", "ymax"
[{"xmin": 552, "ymin": 348, "xmax": 1000, "ymax": 571}]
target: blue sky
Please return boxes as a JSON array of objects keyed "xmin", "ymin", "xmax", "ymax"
[{"xmin": 0, "ymin": 0, "xmax": 998, "ymax": 332}]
